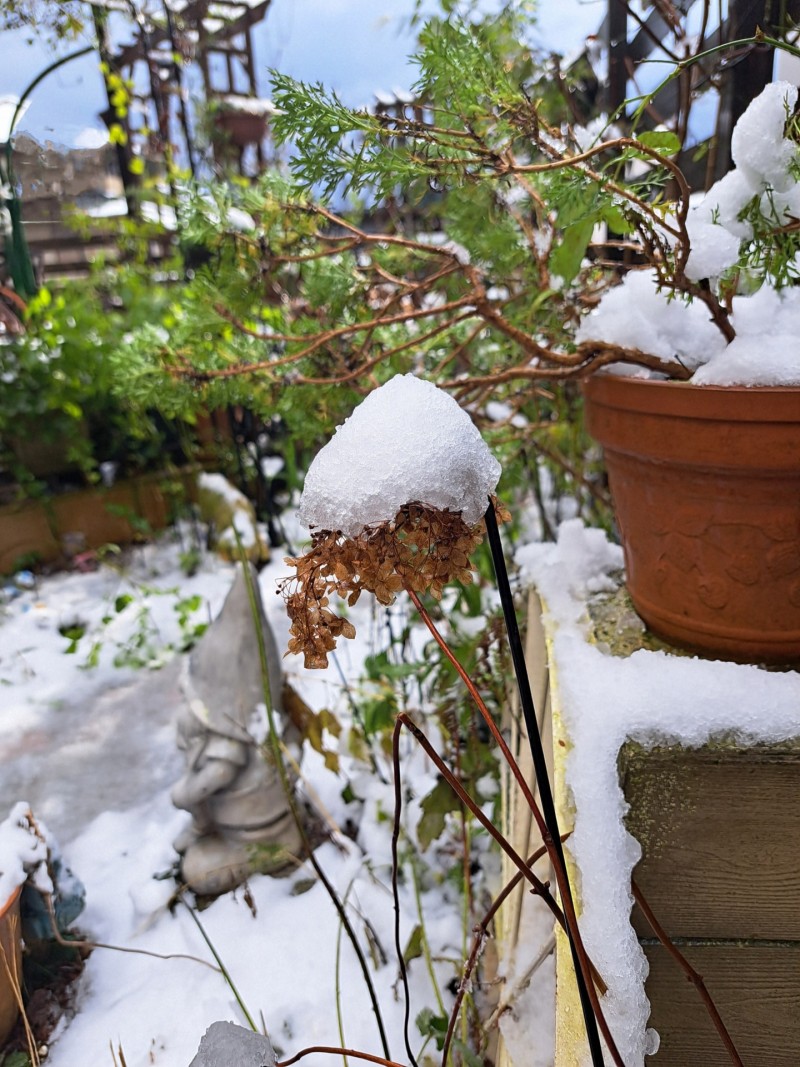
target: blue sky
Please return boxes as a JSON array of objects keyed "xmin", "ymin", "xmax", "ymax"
[{"xmin": 1, "ymin": 0, "xmax": 605, "ymax": 147}]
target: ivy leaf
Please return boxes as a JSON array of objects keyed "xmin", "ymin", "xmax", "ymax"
[
  {"xmin": 403, "ymin": 923, "xmax": 424, "ymax": 964},
  {"xmin": 636, "ymin": 130, "xmax": 681, "ymax": 156},
  {"xmin": 418, "ymin": 775, "xmax": 461, "ymax": 849},
  {"xmin": 362, "ymin": 693, "xmax": 396, "ymax": 738},
  {"xmin": 550, "ymin": 216, "xmax": 595, "ymax": 284},
  {"xmin": 416, "ymin": 1007, "xmax": 448, "ymax": 1050}
]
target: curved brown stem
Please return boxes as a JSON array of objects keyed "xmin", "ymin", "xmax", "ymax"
[
  {"xmin": 396, "ymin": 713, "xmax": 565, "ymax": 929},
  {"xmin": 440, "ymin": 837, "xmax": 568, "ymax": 1065},
  {"xmin": 632, "ymin": 880, "xmax": 745, "ymax": 1066},
  {"xmin": 277, "ymin": 1047, "xmax": 408, "ymax": 1067}
]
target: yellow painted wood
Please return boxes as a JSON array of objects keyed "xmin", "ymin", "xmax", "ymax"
[
  {"xmin": 547, "ymin": 619, "xmax": 593, "ymax": 1067},
  {"xmin": 494, "ymin": 591, "xmax": 555, "ymax": 1067}
]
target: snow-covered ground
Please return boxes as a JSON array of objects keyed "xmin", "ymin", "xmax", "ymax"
[
  {"xmin": 0, "ymin": 513, "xmax": 551, "ymax": 1067},
  {"xmin": 2, "ymin": 505, "xmax": 799, "ymax": 1066}
]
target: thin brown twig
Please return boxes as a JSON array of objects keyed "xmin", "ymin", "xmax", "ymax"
[
  {"xmin": 441, "ymin": 837, "xmax": 567, "ymax": 1065},
  {"xmin": 295, "ymin": 312, "xmax": 477, "ymax": 386},
  {"xmin": 274, "ymin": 236, "xmax": 362, "ymax": 263},
  {"xmin": 395, "ymin": 714, "xmax": 565, "ymax": 932},
  {"xmin": 41, "ymin": 892, "xmax": 222, "ymax": 972},
  {"xmin": 632, "ymin": 880, "xmax": 745, "ymax": 1066},
  {"xmin": 277, "ymin": 1047, "xmax": 408, "ymax": 1067},
  {"xmin": 202, "ymin": 293, "xmax": 478, "ymax": 380},
  {"xmin": 618, "ymin": 0, "xmax": 683, "ymax": 62}
]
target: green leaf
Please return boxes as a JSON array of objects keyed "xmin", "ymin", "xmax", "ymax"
[
  {"xmin": 451, "ymin": 1039, "xmax": 483, "ymax": 1067},
  {"xmin": 364, "ymin": 651, "xmax": 420, "ymax": 683},
  {"xmin": 600, "ymin": 203, "xmax": 633, "ymax": 236},
  {"xmin": 114, "ymin": 593, "xmax": 134, "ymax": 613},
  {"xmin": 550, "ymin": 216, "xmax": 595, "ymax": 284},
  {"xmin": 636, "ymin": 130, "xmax": 681, "ymax": 156},
  {"xmin": 290, "ymin": 877, "xmax": 317, "ymax": 896},
  {"xmin": 418, "ymin": 775, "xmax": 461, "ymax": 849},
  {"xmin": 2, "ymin": 1052, "xmax": 33, "ymax": 1067},
  {"xmin": 416, "ymin": 1007, "xmax": 448, "ymax": 1050},
  {"xmin": 403, "ymin": 923, "xmax": 424, "ymax": 964},
  {"xmin": 362, "ymin": 694, "xmax": 396, "ymax": 738}
]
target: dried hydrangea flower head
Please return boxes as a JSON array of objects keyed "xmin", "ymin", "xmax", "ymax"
[{"xmin": 280, "ymin": 374, "xmax": 504, "ymax": 668}]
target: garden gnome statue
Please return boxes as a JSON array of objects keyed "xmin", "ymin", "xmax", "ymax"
[{"xmin": 172, "ymin": 563, "xmax": 302, "ymax": 895}]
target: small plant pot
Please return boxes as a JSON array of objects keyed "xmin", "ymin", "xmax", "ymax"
[
  {"xmin": 0, "ymin": 884, "xmax": 23, "ymax": 1045},
  {"xmin": 582, "ymin": 375, "xmax": 800, "ymax": 664}
]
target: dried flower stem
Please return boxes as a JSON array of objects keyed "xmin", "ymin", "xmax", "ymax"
[
  {"xmin": 404, "ymin": 596, "xmax": 623, "ymax": 1067},
  {"xmin": 632, "ymin": 880, "xmax": 744, "ymax": 1066}
]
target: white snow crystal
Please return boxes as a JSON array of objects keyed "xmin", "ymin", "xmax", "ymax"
[
  {"xmin": 298, "ymin": 373, "xmax": 501, "ymax": 535},
  {"xmin": 730, "ymin": 80, "xmax": 799, "ymax": 193},
  {"xmin": 767, "ymin": 182, "xmax": 800, "ymax": 226},
  {"xmin": 684, "ymin": 217, "xmax": 741, "ymax": 281},
  {"xmin": 691, "ymin": 333, "xmax": 800, "ymax": 385},
  {"xmin": 690, "ymin": 286, "xmax": 800, "ymax": 384},
  {"xmin": 575, "ymin": 269, "xmax": 727, "ymax": 371},
  {"xmin": 692, "ymin": 169, "xmax": 755, "ymax": 239}
]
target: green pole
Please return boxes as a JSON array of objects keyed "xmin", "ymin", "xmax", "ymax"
[{"xmin": 1, "ymin": 45, "xmax": 94, "ymax": 300}]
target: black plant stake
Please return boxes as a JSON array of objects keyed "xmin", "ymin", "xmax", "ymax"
[{"xmin": 484, "ymin": 502, "xmax": 607, "ymax": 1067}]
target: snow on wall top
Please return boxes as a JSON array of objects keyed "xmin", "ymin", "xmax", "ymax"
[
  {"xmin": 298, "ymin": 373, "xmax": 502, "ymax": 536},
  {"xmin": 516, "ymin": 520, "xmax": 800, "ymax": 1066}
]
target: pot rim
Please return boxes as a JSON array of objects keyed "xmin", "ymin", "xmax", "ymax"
[{"xmin": 581, "ymin": 373, "xmax": 800, "ymax": 423}]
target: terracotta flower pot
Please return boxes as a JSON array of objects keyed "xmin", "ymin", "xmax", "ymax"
[
  {"xmin": 0, "ymin": 884, "xmax": 22, "ymax": 1045},
  {"xmin": 582, "ymin": 375, "xmax": 800, "ymax": 663}
]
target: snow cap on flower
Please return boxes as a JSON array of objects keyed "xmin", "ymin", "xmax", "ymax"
[{"xmin": 298, "ymin": 373, "xmax": 501, "ymax": 536}]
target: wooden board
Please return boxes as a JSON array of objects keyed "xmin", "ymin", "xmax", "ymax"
[
  {"xmin": 621, "ymin": 741, "xmax": 800, "ymax": 1065},
  {"xmin": 621, "ymin": 744, "xmax": 800, "ymax": 940},
  {"xmin": 642, "ymin": 943, "xmax": 800, "ymax": 1066},
  {"xmin": 0, "ymin": 469, "xmax": 197, "ymax": 573}
]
